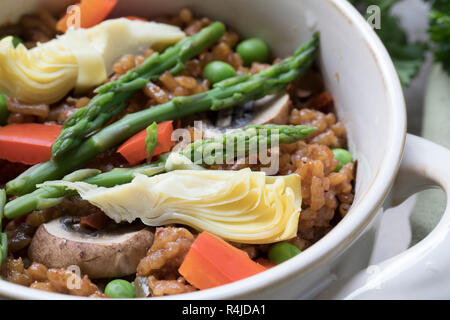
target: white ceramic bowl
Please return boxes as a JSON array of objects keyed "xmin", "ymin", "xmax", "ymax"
[{"xmin": 0, "ymin": 0, "xmax": 449, "ymax": 300}]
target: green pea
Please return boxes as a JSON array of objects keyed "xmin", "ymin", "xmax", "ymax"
[
  {"xmin": 236, "ymin": 38, "xmax": 270, "ymax": 66},
  {"xmin": 105, "ymin": 279, "xmax": 135, "ymax": 298},
  {"xmin": 0, "ymin": 94, "xmax": 9, "ymax": 126},
  {"xmin": 332, "ymin": 148, "xmax": 353, "ymax": 172},
  {"xmin": 203, "ymin": 61, "xmax": 237, "ymax": 85},
  {"xmin": 268, "ymin": 242, "xmax": 301, "ymax": 265}
]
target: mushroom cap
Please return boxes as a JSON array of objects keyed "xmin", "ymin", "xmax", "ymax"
[
  {"xmin": 250, "ymin": 93, "xmax": 291, "ymax": 125},
  {"xmin": 28, "ymin": 217, "xmax": 154, "ymax": 279}
]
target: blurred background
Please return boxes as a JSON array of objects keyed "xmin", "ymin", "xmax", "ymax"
[
  {"xmin": 359, "ymin": 0, "xmax": 449, "ymax": 264},
  {"xmin": 396, "ymin": 0, "xmax": 431, "ymax": 135}
]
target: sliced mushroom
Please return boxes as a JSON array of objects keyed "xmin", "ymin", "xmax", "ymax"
[
  {"xmin": 249, "ymin": 93, "xmax": 291, "ymax": 125},
  {"xmin": 215, "ymin": 108, "xmax": 233, "ymax": 128},
  {"xmin": 28, "ymin": 217, "xmax": 154, "ymax": 279}
]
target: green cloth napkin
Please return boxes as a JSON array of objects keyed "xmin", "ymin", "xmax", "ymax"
[{"xmin": 409, "ymin": 63, "xmax": 450, "ymax": 246}]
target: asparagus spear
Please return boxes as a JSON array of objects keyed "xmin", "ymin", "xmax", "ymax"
[
  {"xmin": 0, "ymin": 94, "xmax": 9, "ymax": 126},
  {"xmin": 51, "ymin": 21, "xmax": 227, "ymax": 160},
  {"xmin": 0, "ymin": 189, "xmax": 5, "ymax": 228},
  {"xmin": 181, "ymin": 124, "xmax": 317, "ymax": 165},
  {"xmin": 0, "ymin": 189, "xmax": 6, "ymax": 267},
  {"xmin": 6, "ymin": 32, "xmax": 319, "ymax": 196},
  {"xmin": 4, "ymin": 124, "xmax": 317, "ymax": 219},
  {"xmin": 0, "ymin": 233, "xmax": 6, "ymax": 263}
]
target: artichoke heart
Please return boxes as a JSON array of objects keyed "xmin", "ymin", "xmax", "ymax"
[
  {"xmin": 45, "ymin": 169, "xmax": 302, "ymax": 244},
  {"xmin": 0, "ymin": 18, "xmax": 185, "ymax": 104}
]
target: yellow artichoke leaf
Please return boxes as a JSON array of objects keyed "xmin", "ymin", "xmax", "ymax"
[
  {"xmin": 0, "ymin": 18, "xmax": 185, "ymax": 104},
  {"xmin": 41, "ymin": 169, "xmax": 302, "ymax": 244}
]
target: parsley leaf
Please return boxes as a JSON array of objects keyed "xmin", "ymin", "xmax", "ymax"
[{"xmin": 427, "ymin": 0, "xmax": 450, "ymax": 74}]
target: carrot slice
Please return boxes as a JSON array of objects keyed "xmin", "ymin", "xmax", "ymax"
[
  {"xmin": 0, "ymin": 124, "xmax": 61, "ymax": 165},
  {"xmin": 179, "ymin": 232, "xmax": 266, "ymax": 290},
  {"xmin": 117, "ymin": 121, "xmax": 175, "ymax": 166},
  {"xmin": 124, "ymin": 16, "xmax": 148, "ymax": 22},
  {"xmin": 57, "ymin": 0, "xmax": 119, "ymax": 33}
]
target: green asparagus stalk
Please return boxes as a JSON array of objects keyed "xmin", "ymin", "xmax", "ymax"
[
  {"xmin": 0, "ymin": 189, "xmax": 6, "ymax": 267},
  {"xmin": 0, "ymin": 233, "xmax": 7, "ymax": 265},
  {"xmin": 4, "ymin": 124, "xmax": 317, "ymax": 219},
  {"xmin": 51, "ymin": 21, "xmax": 226, "ymax": 160},
  {"xmin": 181, "ymin": 124, "xmax": 317, "ymax": 165},
  {"xmin": 0, "ymin": 189, "xmax": 5, "ymax": 227},
  {"xmin": 6, "ymin": 32, "xmax": 319, "ymax": 196},
  {"xmin": 3, "ymin": 161, "xmax": 167, "ymax": 219},
  {"xmin": 0, "ymin": 94, "xmax": 9, "ymax": 126}
]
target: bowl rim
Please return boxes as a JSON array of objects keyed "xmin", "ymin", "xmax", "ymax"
[{"xmin": 0, "ymin": 0, "xmax": 406, "ymax": 300}]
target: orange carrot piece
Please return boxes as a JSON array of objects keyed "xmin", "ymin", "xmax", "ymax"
[
  {"xmin": 117, "ymin": 121, "xmax": 175, "ymax": 166},
  {"xmin": 179, "ymin": 232, "xmax": 266, "ymax": 290},
  {"xmin": 124, "ymin": 16, "xmax": 148, "ymax": 22},
  {"xmin": 57, "ymin": 0, "xmax": 119, "ymax": 33},
  {"xmin": 0, "ymin": 124, "xmax": 61, "ymax": 165}
]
